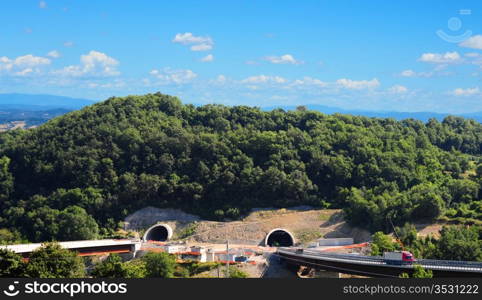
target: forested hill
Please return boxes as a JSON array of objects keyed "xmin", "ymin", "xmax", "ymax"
[{"xmin": 0, "ymin": 93, "xmax": 481, "ymax": 242}]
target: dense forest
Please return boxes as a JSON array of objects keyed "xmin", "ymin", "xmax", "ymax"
[{"xmin": 0, "ymin": 93, "xmax": 480, "ymax": 242}]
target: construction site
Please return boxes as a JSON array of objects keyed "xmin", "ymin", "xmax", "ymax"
[
  {"xmin": 121, "ymin": 206, "xmax": 373, "ymax": 277},
  {"xmin": 3, "ymin": 206, "xmax": 473, "ymax": 278}
]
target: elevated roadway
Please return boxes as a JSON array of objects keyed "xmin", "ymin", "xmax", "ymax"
[
  {"xmin": 276, "ymin": 247, "xmax": 482, "ymax": 277},
  {"xmin": 0, "ymin": 239, "xmax": 141, "ymax": 257}
]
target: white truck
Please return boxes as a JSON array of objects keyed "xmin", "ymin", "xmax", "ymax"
[{"xmin": 383, "ymin": 251, "xmax": 415, "ymax": 265}]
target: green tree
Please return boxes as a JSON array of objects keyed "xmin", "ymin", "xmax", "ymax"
[
  {"xmin": 476, "ymin": 164, "xmax": 482, "ymax": 179},
  {"xmin": 0, "ymin": 228, "xmax": 21, "ymax": 244},
  {"xmin": 92, "ymin": 254, "xmax": 147, "ymax": 278},
  {"xmin": 123, "ymin": 259, "xmax": 147, "ymax": 278},
  {"xmin": 25, "ymin": 206, "xmax": 61, "ymax": 242},
  {"xmin": 412, "ymin": 265, "xmax": 433, "ymax": 278},
  {"xmin": 25, "ymin": 243, "xmax": 85, "ymax": 278},
  {"xmin": 409, "ymin": 184, "xmax": 445, "ymax": 220},
  {"xmin": 447, "ymin": 179, "xmax": 479, "ymax": 204},
  {"xmin": 0, "ymin": 156, "xmax": 13, "ymax": 209},
  {"xmin": 57, "ymin": 206, "xmax": 99, "ymax": 241},
  {"xmin": 49, "ymin": 188, "xmax": 105, "ymax": 214},
  {"xmin": 142, "ymin": 252, "xmax": 177, "ymax": 278},
  {"xmin": 436, "ymin": 226, "xmax": 482, "ymax": 261},
  {"xmin": 224, "ymin": 266, "xmax": 249, "ymax": 278},
  {"xmin": 91, "ymin": 254, "xmax": 127, "ymax": 278},
  {"xmin": 0, "ymin": 249, "xmax": 25, "ymax": 277},
  {"xmin": 395, "ymin": 223, "xmax": 418, "ymax": 247},
  {"xmin": 400, "ymin": 265, "xmax": 433, "ymax": 278},
  {"xmin": 371, "ymin": 232, "xmax": 398, "ymax": 256}
]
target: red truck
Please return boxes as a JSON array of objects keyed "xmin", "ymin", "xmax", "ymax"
[{"xmin": 383, "ymin": 251, "xmax": 415, "ymax": 265}]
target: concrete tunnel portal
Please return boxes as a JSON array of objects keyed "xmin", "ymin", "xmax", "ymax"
[
  {"xmin": 143, "ymin": 224, "xmax": 173, "ymax": 242},
  {"xmin": 265, "ymin": 228, "xmax": 295, "ymax": 247}
]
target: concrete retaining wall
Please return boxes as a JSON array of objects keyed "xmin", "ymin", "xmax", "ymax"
[{"xmin": 317, "ymin": 238, "xmax": 353, "ymax": 246}]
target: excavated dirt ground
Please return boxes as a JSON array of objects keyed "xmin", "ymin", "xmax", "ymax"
[{"xmin": 125, "ymin": 207, "xmax": 372, "ymax": 246}]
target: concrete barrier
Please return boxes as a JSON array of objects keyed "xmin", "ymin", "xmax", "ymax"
[{"xmin": 317, "ymin": 238, "xmax": 353, "ymax": 246}]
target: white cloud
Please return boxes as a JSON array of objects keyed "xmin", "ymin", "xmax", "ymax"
[
  {"xmin": 399, "ymin": 69, "xmax": 435, "ymax": 78},
  {"xmin": 15, "ymin": 68, "xmax": 34, "ymax": 76},
  {"xmin": 459, "ymin": 35, "xmax": 482, "ymax": 50},
  {"xmin": 173, "ymin": 32, "xmax": 212, "ymax": 45},
  {"xmin": 191, "ymin": 44, "xmax": 212, "ymax": 51},
  {"xmin": 63, "ymin": 41, "xmax": 74, "ymax": 47},
  {"xmin": 216, "ymin": 75, "xmax": 226, "ymax": 82},
  {"xmin": 87, "ymin": 79, "xmax": 126, "ymax": 89},
  {"xmin": 0, "ymin": 57, "xmax": 12, "ymax": 72},
  {"xmin": 451, "ymin": 87, "xmax": 480, "ymax": 96},
  {"xmin": 418, "ymin": 51, "xmax": 462, "ymax": 64},
  {"xmin": 0, "ymin": 54, "xmax": 51, "ymax": 76},
  {"xmin": 200, "ymin": 54, "xmax": 214, "ymax": 62},
  {"xmin": 149, "ymin": 68, "xmax": 197, "ymax": 84},
  {"xmin": 53, "ymin": 50, "xmax": 119, "ymax": 77},
  {"xmin": 388, "ymin": 85, "xmax": 408, "ymax": 94},
  {"xmin": 14, "ymin": 55, "xmax": 51, "ymax": 68},
  {"xmin": 210, "ymin": 74, "xmax": 227, "ymax": 85},
  {"xmin": 264, "ymin": 54, "xmax": 303, "ymax": 65},
  {"xmin": 400, "ymin": 69, "xmax": 416, "ymax": 77},
  {"xmin": 81, "ymin": 51, "xmax": 118, "ymax": 73},
  {"xmin": 336, "ymin": 78, "xmax": 380, "ymax": 89},
  {"xmin": 241, "ymin": 75, "xmax": 287, "ymax": 84},
  {"xmin": 39, "ymin": 1, "xmax": 47, "ymax": 9},
  {"xmin": 172, "ymin": 32, "xmax": 214, "ymax": 52},
  {"xmin": 290, "ymin": 76, "xmax": 327, "ymax": 87},
  {"xmin": 465, "ymin": 52, "xmax": 480, "ymax": 58},
  {"xmin": 47, "ymin": 50, "xmax": 60, "ymax": 58},
  {"xmin": 463, "ymin": 52, "xmax": 482, "ymax": 68},
  {"xmin": 210, "ymin": 75, "xmax": 381, "ymax": 94},
  {"xmin": 208, "ymin": 74, "xmax": 231, "ymax": 86}
]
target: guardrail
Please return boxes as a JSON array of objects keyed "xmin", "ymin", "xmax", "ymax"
[
  {"xmin": 417, "ymin": 258, "xmax": 482, "ymax": 268},
  {"xmin": 280, "ymin": 248, "xmax": 383, "ymax": 261}
]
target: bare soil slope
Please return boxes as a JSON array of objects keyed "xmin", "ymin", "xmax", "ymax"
[{"xmin": 126, "ymin": 207, "xmax": 371, "ymax": 245}]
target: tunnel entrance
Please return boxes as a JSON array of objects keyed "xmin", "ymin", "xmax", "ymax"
[
  {"xmin": 143, "ymin": 224, "xmax": 173, "ymax": 242},
  {"xmin": 265, "ymin": 229, "xmax": 295, "ymax": 247}
]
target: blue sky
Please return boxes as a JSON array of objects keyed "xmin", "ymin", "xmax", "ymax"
[{"xmin": 1, "ymin": 1, "xmax": 482, "ymax": 113}]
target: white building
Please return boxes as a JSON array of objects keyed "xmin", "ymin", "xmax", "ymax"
[{"xmin": 163, "ymin": 244, "xmax": 186, "ymax": 254}]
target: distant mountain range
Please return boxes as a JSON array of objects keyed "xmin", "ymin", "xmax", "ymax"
[
  {"xmin": 0, "ymin": 93, "xmax": 480, "ymax": 123},
  {"xmin": 0, "ymin": 107, "xmax": 71, "ymax": 123},
  {"xmin": 0, "ymin": 93, "xmax": 95, "ymax": 110},
  {"xmin": 263, "ymin": 104, "xmax": 482, "ymax": 123},
  {"xmin": 0, "ymin": 94, "xmax": 95, "ymax": 130}
]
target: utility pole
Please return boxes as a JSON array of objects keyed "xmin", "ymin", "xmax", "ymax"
[
  {"xmin": 387, "ymin": 215, "xmax": 405, "ymax": 250},
  {"xmin": 225, "ymin": 239, "xmax": 229, "ymax": 278},
  {"xmin": 224, "ymin": 224, "xmax": 230, "ymax": 278}
]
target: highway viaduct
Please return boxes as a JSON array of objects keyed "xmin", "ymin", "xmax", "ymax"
[
  {"xmin": 0, "ymin": 239, "xmax": 141, "ymax": 257},
  {"xmin": 276, "ymin": 248, "xmax": 482, "ymax": 278}
]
